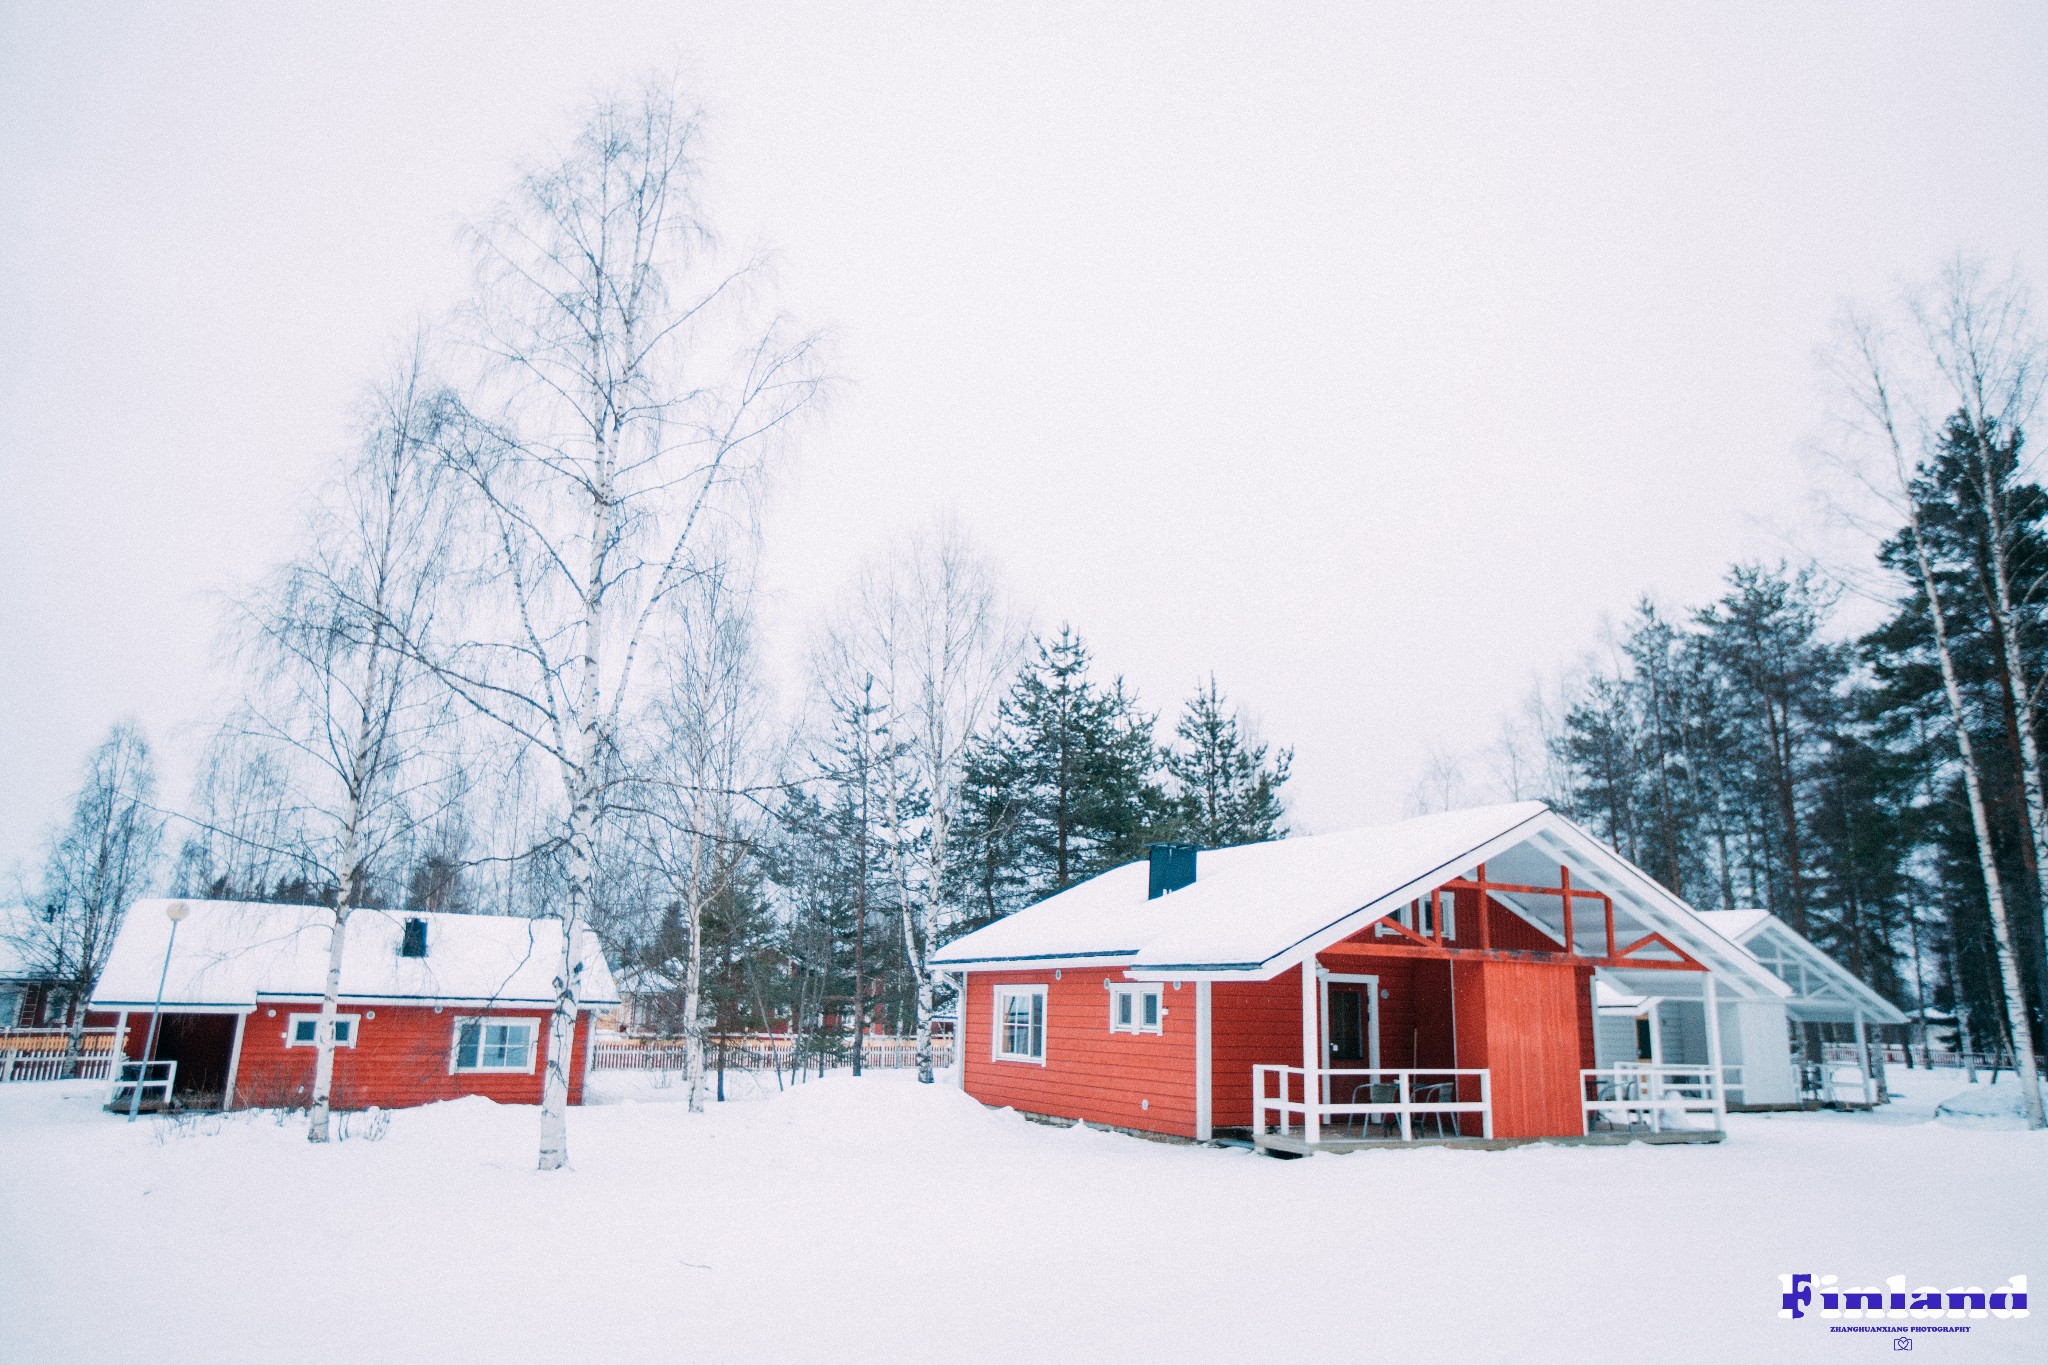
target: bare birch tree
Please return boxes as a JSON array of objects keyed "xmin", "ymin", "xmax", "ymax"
[
  {"xmin": 1824, "ymin": 305, "xmax": 2046, "ymax": 1127},
  {"xmin": 817, "ymin": 524, "xmax": 1020, "ymax": 1082},
  {"xmin": 171, "ymin": 734, "xmax": 310, "ymax": 899},
  {"xmin": 424, "ymin": 79, "xmax": 823, "ymax": 1168},
  {"xmin": 228, "ymin": 343, "xmax": 459, "ymax": 1142},
  {"xmin": 18, "ymin": 722, "xmax": 162, "ymax": 1075},
  {"xmin": 1908, "ymin": 265, "xmax": 2048, "ymax": 996},
  {"xmin": 637, "ymin": 551, "xmax": 779, "ymax": 1112}
]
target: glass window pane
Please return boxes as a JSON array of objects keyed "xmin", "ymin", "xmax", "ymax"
[
  {"xmin": 456, "ymin": 1021, "xmax": 480, "ymax": 1069},
  {"xmin": 334, "ymin": 1020, "xmax": 352, "ymax": 1043},
  {"xmin": 294, "ymin": 1020, "xmax": 315, "ymax": 1043},
  {"xmin": 1116, "ymin": 993, "xmax": 1131, "ymax": 1026},
  {"xmin": 1142, "ymin": 993, "xmax": 1158, "ymax": 1026}
]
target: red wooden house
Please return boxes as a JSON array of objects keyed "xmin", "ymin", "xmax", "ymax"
[
  {"xmin": 89, "ymin": 900, "xmax": 619, "ymax": 1112},
  {"xmin": 931, "ymin": 803, "xmax": 1790, "ymax": 1151}
]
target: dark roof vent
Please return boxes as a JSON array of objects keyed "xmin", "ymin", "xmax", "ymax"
[
  {"xmin": 400, "ymin": 917, "xmax": 428, "ymax": 958},
  {"xmin": 1148, "ymin": 843, "xmax": 1199, "ymax": 900}
]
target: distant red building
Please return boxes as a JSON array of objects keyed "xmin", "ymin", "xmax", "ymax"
[{"xmin": 91, "ymin": 900, "xmax": 619, "ymax": 1112}]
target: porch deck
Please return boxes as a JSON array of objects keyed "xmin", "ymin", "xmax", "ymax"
[{"xmin": 1252, "ymin": 1128, "xmax": 1725, "ymax": 1155}]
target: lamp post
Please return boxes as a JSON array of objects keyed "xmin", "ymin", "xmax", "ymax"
[{"xmin": 127, "ymin": 900, "xmax": 190, "ymax": 1122}]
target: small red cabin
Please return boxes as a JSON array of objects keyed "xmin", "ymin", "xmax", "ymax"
[
  {"xmin": 933, "ymin": 804, "xmax": 1791, "ymax": 1151},
  {"xmin": 89, "ymin": 900, "xmax": 619, "ymax": 1113}
]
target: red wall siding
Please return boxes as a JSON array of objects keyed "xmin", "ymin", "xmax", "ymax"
[
  {"xmin": 1464, "ymin": 959, "xmax": 1586, "ymax": 1138},
  {"xmin": 963, "ymin": 969, "xmax": 1198, "ymax": 1137},
  {"xmin": 1208, "ymin": 968, "xmax": 1306, "ymax": 1130},
  {"xmin": 228, "ymin": 1005, "xmax": 593, "ymax": 1111}
]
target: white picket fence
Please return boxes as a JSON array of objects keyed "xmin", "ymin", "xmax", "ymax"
[
  {"xmin": 0, "ymin": 1028, "xmax": 117, "ymax": 1083},
  {"xmin": 593, "ymin": 1033, "xmax": 954, "ymax": 1073}
]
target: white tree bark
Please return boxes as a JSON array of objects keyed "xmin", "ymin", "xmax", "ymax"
[
  {"xmin": 818, "ymin": 525, "xmax": 1019, "ymax": 1084},
  {"xmin": 1832, "ymin": 317, "xmax": 2045, "ymax": 1126},
  {"xmin": 227, "ymin": 343, "xmax": 455, "ymax": 1144},
  {"xmin": 1918, "ymin": 267, "xmax": 2048, "ymax": 1014},
  {"xmin": 421, "ymin": 81, "xmax": 821, "ymax": 1169}
]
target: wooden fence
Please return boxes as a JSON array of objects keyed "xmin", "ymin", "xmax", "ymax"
[
  {"xmin": 593, "ymin": 1033, "xmax": 954, "ymax": 1074},
  {"xmin": 0, "ymin": 1028, "xmax": 116, "ymax": 1083}
]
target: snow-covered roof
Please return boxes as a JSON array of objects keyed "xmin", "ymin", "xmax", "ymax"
[
  {"xmin": 933, "ymin": 803, "xmax": 1790, "ymax": 1000},
  {"xmin": 91, "ymin": 900, "xmax": 620, "ymax": 1011},
  {"xmin": 1697, "ymin": 910, "xmax": 1906, "ymax": 1025}
]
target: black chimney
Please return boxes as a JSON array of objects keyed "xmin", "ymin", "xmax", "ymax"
[
  {"xmin": 401, "ymin": 917, "xmax": 428, "ymax": 958},
  {"xmin": 1148, "ymin": 843, "xmax": 1199, "ymax": 899}
]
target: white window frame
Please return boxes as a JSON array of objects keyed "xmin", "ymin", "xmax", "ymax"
[
  {"xmin": 991, "ymin": 985, "xmax": 1047, "ymax": 1064},
  {"xmin": 449, "ymin": 1016, "xmax": 540, "ymax": 1075},
  {"xmin": 1375, "ymin": 890, "xmax": 1456, "ymax": 940},
  {"xmin": 285, "ymin": 1012, "xmax": 360, "ymax": 1048},
  {"xmin": 1107, "ymin": 983, "xmax": 1164, "ymax": 1035}
]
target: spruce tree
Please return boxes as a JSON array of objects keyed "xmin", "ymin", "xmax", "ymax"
[
  {"xmin": 953, "ymin": 627, "xmax": 1164, "ymax": 914},
  {"xmin": 1162, "ymin": 676, "xmax": 1291, "ymax": 846}
]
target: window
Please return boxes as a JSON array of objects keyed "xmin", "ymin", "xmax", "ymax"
[
  {"xmin": 992, "ymin": 986, "xmax": 1046, "ymax": 1063},
  {"xmin": 1108, "ymin": 984, "xmax": 1163, "ymax": 1035},
  {"xmin": 286, "ymin": 1013, "xmax": 358, "ymax": 1048},
  {"xmin": 1377, "ymin": 891, "xmax": 1456, "ymax": 940},
  {"xmin": 452, "ymin": 1018, "xmax": 538, "ymax": 1073}
]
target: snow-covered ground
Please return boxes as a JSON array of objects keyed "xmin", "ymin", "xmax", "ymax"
[{"xmin": 1, "ymin": 1066, "xmax": 2040, "ymax": 1363}]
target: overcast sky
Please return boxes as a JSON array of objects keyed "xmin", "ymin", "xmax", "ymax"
[{"xmin": 3, "ymin": 3, "xmax": 2045, "ymax": 881}]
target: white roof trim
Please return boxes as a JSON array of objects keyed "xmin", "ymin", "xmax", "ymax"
[
  {"xmin": 933, "ymin": 803, "xmax": 1792, "ymax": 997},
  {"xmin": 1698, "ymin": 910, "xmax": 1906, "ymax": 1024}
]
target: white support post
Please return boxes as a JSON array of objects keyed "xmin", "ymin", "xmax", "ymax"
[
  {"xmin": 220, "ymin": 1011, "xmax": 248, "ymax": 1112},
  {"xmin": 955, "ymin": 973, "xmax": 970, "ymax": 1088},
  {"xmin": 1854, "ymin": 1012, "xmax": 1871, "ymax": 1108},
  {"xmin": 1300, "ymin": 960, "xmax": 1320, "ymax": 1148},
  {"xmin": 1397, "ymin": 1071, "xmax": 1411, "ymax": 1141},
  {"xmin": 1195, "ymin": 980, "xmax": 1213, "ymax": 1142},
  {"xmin": 1703, "ymin": 973, "xmax": 1726, "ymax": 1131},
  {"xmin": 107, "ymin": 1010, "xmax": 128, "ymax": 1105}
]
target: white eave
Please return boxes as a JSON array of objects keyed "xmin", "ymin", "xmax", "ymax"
[
  {"xmin": 1697, "ymin": 910, "xmax": 1907, "ymax": 1025},
  {"xmin": 933, "ymin": 804, "xmax": 1792, "ymax": 1000}
]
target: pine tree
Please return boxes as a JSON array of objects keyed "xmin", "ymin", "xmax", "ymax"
[
  {"xmin": 1162, "ymin": 676, "xmax": 1291, "ymax": 846},
  {"xmin": 953, "ymin": 627, "xmax": 1164, "ymax": 915}
]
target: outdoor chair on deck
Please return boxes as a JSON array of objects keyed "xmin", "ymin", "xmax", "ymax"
[
  {"xmin": 1347, "ymin": 1081, "xmax": 1401, "ymax": 1137},
  {"xmin": 1410, "ymin": 1081, "xmax": 1458, "ymax": 1138}
]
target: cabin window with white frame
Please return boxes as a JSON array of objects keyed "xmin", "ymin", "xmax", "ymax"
[
  {"xmin": 992, "ymin": 986, "xmax": 1046, "ymax": 1063},
  {"xmin": 451, "ymin": 1017, "xmax": 538, "ymax": 1073},
  {"xmin": 1379, "ymin": 891, "xmax": 1455, "ymax": 939},
  {"xmin": 286, "ymin": 1013, "xmax": 359, "ymax": 1047},
  {"xmin": 1108, "ymin": 984, "xmax": 1163, "ymax": 1035}
]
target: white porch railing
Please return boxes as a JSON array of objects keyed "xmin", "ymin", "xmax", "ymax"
[
  {"xmin": 1254, "ymin": 1066, "xmax": 1493, "ymax": 1143},
  {"xmin": 1802, "ymin": 1060, "xmax": 1876, "ymax": 1107},
  {"xmin": 105, "ymin": 1059, "xmax": 177, "ymax": 1112},
  {"xmin": 1581, "ymin": 1064, "xmax": 1725, "ymax": 1135},
  {"xmin": 0, "ymin": 1027, "xmax": 116, "ymax": 1083}
]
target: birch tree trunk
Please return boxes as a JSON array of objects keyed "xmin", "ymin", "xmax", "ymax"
[
  {"xmin": 306, "ymin": 825, "xmax": 357, "ymax": 1142},
  {"xmin": 1916, "ymin": 552, "xmax": 2039, "ymax": 1123},
  {"xmin": 1832, "ymin": 313, "xmax": 2046, "ymax": 1125},
  {"xmin": 682, "ymin": 826, "xmax": 707, "ymax": 1113},
  {"xmin": 427, "ymin": 80, "xmax": 820, "ymax": 1169},
  {"xmin": 1896, "ymin": 452, "xmax": 2045, "ymax": 1127}
]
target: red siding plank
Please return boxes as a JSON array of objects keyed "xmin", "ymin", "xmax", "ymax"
[{"xmin": 226, "ymin": 1005, "xmax": 594, "ymax": 1111}]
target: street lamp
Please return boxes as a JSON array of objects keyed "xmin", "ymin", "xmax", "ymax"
[{"xmin": 127, "ymin": 900, "xmax": 190, "ymax": 1122}]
